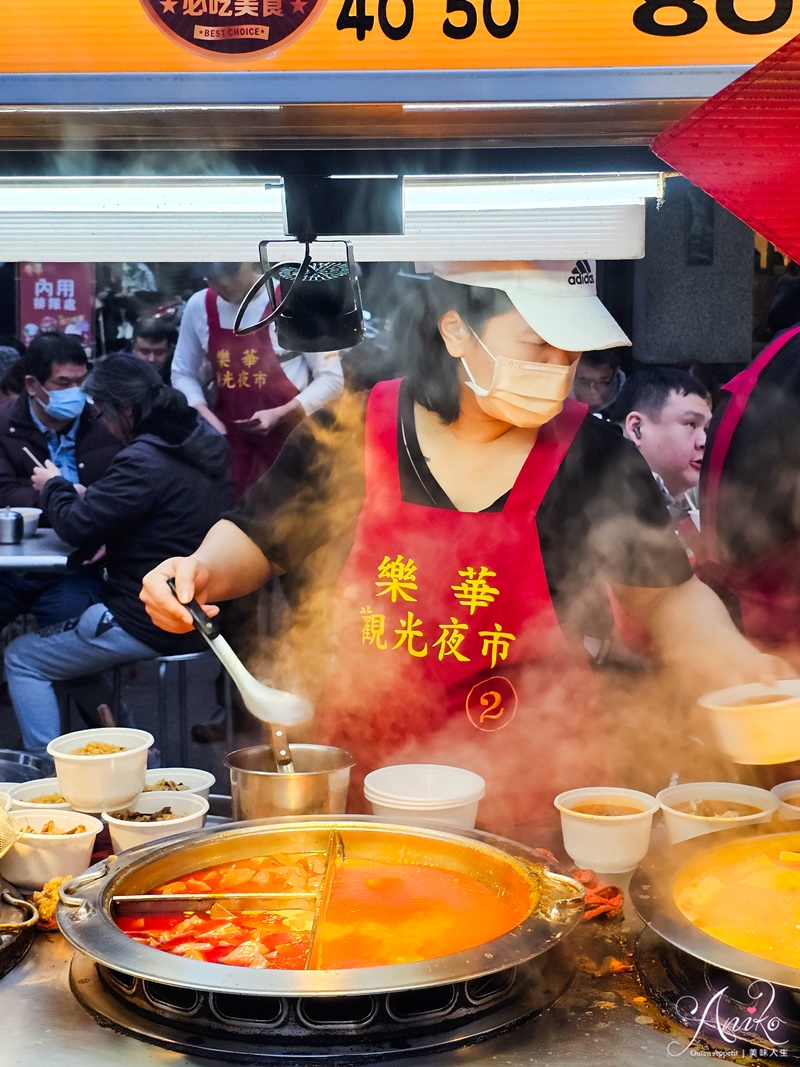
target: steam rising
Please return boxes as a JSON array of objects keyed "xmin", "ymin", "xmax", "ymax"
[{"xmin": 240, "ymin": 388, "xmax": 755, "ymax": 842}]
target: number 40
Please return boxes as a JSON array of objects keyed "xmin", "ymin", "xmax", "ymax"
[{"xmin": 633, "ymin": 0, "xmax": 793, "ymax": 36}]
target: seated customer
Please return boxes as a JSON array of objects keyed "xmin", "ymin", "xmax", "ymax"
[
  {"xmin": 0, "ymin": 337, "xmax": 25, "ymax": 403},
  {"xmin": 0, "ymin": 332, "xmax": 121, "ymax": 629},
  {"xmin": 4, "ymin": 355, "xmax": 231, "ymax": 754}
]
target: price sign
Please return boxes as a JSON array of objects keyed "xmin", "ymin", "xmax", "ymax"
[{"xmin": 1, "ymin": 0, "xmax": 799, "ymax": 74}]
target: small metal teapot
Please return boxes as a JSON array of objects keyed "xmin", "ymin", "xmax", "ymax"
[{"xmin": 0, "ymin": 508, "xmax": 24, "ymax": 545}]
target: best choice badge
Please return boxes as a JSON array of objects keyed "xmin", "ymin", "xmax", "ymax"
[{"xmin": 139, "ymin": 0, "xmax": 327, "ymax": 60}]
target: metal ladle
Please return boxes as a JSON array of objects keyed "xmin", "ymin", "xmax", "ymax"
[{"xmin": 167, "ymin": 579, "xmax": 312, "ymax": 773}]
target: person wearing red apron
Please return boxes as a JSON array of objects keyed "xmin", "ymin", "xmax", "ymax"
[
  {"xmin": 701, "ymin": 324, "xmax": 800, "ymax": 646},
  {"xmin": 142, "ymin": 260, "xmax": 787, "ymax": 836},
  {"xmin": 205, "ymin": 288, "xmax": 300, "ymax": 498},
  {"xmin": 317, "ymin": 380, "xmax": 610, "ymax": 831}
]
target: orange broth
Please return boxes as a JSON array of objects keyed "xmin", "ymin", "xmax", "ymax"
[
  {"xmin": 118, "ymin": 856, "xmax": 528, "ymax": 970},
  {"xmin": 674, "ymin": 837, "xmax": 800, "ymax": 969},
  {"xmin": 315, "ymin": 859, "xmax": 526, "ymax": 968}
]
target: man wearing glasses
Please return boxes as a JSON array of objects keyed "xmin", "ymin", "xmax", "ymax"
[{"xmin": 571, "ymin": 349, "xmax": 625, "ymax": 417}]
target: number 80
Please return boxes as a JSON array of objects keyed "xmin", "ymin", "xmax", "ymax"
[{"xmin": 633, "ymin": 0, "xmax": 792, "ymax": 36}]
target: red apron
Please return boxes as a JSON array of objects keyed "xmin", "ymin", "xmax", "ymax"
[
  {"xmin": 318, "ymin": 380, "xmax": 610, "ymax": 834},
  {"xmin": 702, "ymin": 324, "xmax": 800, "ymax": 644},
  {"xmin": 206, "ymin": 288, "xmax": 300, "ymax": 497}
]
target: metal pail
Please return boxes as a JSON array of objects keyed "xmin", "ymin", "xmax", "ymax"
[{"xmin": 225, "ymin": 744, "xmax": 355, "ymax": 820}]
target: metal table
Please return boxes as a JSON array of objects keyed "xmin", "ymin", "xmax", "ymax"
[
  {"xmin": 0, "ymin": 528, "xmax": 73, "ymax": 570},
  {"xmin": 1, "ymin": 899, "xmax": 768, "ymax": 1067}
]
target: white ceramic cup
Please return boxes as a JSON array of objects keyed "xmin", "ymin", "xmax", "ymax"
[
  {"xmin": 553, "ymin": 787, "xmax": 659, "ymax": 873},
  {"xmin": 656, "ymin": 781, "xmax": 778, "ymax": 844},
  {"xmin": 0, "ymin": 808, "xmax": 103, "ymax": 891},
  {"xmin": 364, "ymin": 764, "xmax": 486, "ymax": 829},
  {"xmin": 47, "ymin": 727, "xmax": 154, "ymax": 812},
  {"xmin": 770, "ymin": 781, "xmax": 800, "ymax": 822}
]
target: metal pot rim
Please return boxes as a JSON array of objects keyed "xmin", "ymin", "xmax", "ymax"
[
  {"xmin": 630, "ymin": 821, "xmax": 800, "ymax": 991},
  {"xmin": 57, "ymin": 814, "xmax": 584, "ymax": 996},
  {"xmin": 224, "ymin": 743, "xmax": 356, "ymax": 777}
]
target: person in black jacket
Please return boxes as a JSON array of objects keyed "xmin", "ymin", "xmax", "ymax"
[
  {"xmin": 0, "ymin": 333, "xmax": 122, "ymax": 629},
  {"xmin": 4, "ymin": 355, "xmax": 231, "ymax": 754}
]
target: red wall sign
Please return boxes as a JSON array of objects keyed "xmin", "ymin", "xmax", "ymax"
[{"xmin": 18, "ymin": 263, "xmax": 95, "ymax": 350}]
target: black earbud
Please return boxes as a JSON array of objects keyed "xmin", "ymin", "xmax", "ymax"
[{"xmin": 632, "ymin": 423, "xmax": 642, "ymax": 441}]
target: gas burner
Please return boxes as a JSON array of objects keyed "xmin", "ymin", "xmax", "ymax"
[
  {"xmin": 635, "ymin": 927, "xmax": 800, "ymax": 1060},
  {"xmin": 58, "ymin": 818, "xmax": 586, "ymax": 1062},
  {"xmin": 69, "ymin": 945, "xmax": 574, "ymax": 1063}
]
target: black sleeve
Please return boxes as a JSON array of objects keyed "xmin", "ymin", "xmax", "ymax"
[
  {"xmin": 539, "ymin": 419, "xmax": 693, "ymax": 612},
  {"xmin": 40, "ymin": 447, "xmax": 157, "ymax": 548},
  {"xmin": 225, "ymin": 400, "xmax": 366, "ymax": 575}
]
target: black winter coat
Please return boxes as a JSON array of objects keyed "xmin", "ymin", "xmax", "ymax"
[
  {"xmin": 0, "ymin": 393, "xmax": 121, "ymax": 520},
  {"xmin": 41, "ymin": 408, "xmax": 232, "ymax": 655}
]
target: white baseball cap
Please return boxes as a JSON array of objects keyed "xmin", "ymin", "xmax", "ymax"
[{"xmin": 422, "ymin": 260, "xmax": 631, "ymax": 352}]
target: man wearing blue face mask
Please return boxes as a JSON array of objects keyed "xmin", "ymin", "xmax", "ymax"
[{"xmin": 0, "ymin": 332, "xmax": 121, "ymax": 630}]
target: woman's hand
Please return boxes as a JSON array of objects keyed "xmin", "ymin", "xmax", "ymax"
[
  {"xmin": 235, "ymin": 399, "xmax": 303, "ymax": 436},
  {"xmin": 615, "ymin": 577, "xmax": 795, "ymax": 697},
  {"xmin": 31, "ymin": 459, "xmax": 61, "ymax": 492},
  {"xmin": 140, "ymin": 556, "xmax": 218, "ymax": 633},
  {"xmin": 140, "ymin": 520, "xmax": 274, "ymax": 633}
]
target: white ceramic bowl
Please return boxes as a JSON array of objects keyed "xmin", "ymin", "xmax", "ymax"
[
  {"xmin": 102, "ymin": 791, "xmax": 209, "ymax": 853},
  {"xmin": 143, "ymin": 767, "xmax": 216, "ymax": 801},
  {"xmin": 657, "ymin": 781, "xmax": 778, "ymax": 844},
  {"xmin": 0, "ymin": 808, "xmax": 102, "ymax": 891},
  {"xmin": 13, "ymin": 507, "xmax": 42, "ymax": 537},
  {"xmin": 697, "ymin": 681, "xmax": 800, "ymax": 765},
  {"xmin": 771, "ymin": 780, "xmax": 800, "ymax": 822},
  {"xmin": 363, "ymin": 764, "xmax": 486, "ymax": 829},
  {"xmin": 0, "ymin": 790, "xmax": 10, "ymax": 811},
  {"xmin": 47, "ymin": 727, "xmax": 154, "ymax": 813},
  {"xmin": 553, "ymin": 787, "xmax": 659, "ymax": 874},
  {"xmin": 7, "ymin": 777, "xmax": 72, "ymax": 811}
]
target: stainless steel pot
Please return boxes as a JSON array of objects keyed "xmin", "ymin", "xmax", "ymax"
[
  {"xmin": 631, "ymin": 822, "xmax": 800, "ymax": 991},
  {"xmin": 57, "ymin": 815, "xmax": 584, "ymax": 997},
  {"xmin": 225, "ymin": 744, "xmax": 354, "ymax": 820}
]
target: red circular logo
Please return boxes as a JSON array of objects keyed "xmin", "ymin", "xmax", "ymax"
[
  {"xmin": 139, "ymin": 0, "xmax": 327, "ymax": 61},
  {"xmin": 465, "ymin": 676, "xmax": 518, "ymax": 732}
]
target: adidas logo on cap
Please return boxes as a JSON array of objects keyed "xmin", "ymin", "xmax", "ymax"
[{"xmin": 568, "ymin": 260, "xmax": 594, "ymax": 286}]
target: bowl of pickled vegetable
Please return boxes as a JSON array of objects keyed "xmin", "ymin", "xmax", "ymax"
[
  {"xmin": 143, "ymin": 767, "xmax": 215, "ymax": 801},
  {"xmin": 7, "ymin": 777, "xmax": 72, "ymax": 811},
  {"xmin": 47, "ymin": 728, "xmax": 154, "ymax": 813},
  {"xmin": 0, "ymin": 808, "xmax": 103, "ymax": 890},
  {"xmin": 102, "ymin": 791, "xmax": 209, "ymax": 853}
]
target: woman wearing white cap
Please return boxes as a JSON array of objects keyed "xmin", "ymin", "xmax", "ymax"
[{"xmin": 141, "ymin": 261, "xmax": 786, "ymax": 834}]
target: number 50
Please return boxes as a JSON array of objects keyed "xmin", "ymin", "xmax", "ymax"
[{"xmin": 443, "ymin": 0, "xmax": 519, "ymax": 40}]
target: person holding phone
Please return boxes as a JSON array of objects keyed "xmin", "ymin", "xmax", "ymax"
[
  {"xmin": 0, "ymin": 332, "xmax": 120, "ymax": 629},
  {"xmin": 171, "ymin": 262, "xmax": 344, "ymax": 497}
]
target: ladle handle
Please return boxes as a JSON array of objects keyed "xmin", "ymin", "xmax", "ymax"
[{"xmin": 166, "ymin": 577, "xmax": 220, "ymax": 640}]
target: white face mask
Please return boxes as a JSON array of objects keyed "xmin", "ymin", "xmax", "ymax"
[{"xmin": 461, "ymin": 330, "xmax": 578, "ymax": 428}]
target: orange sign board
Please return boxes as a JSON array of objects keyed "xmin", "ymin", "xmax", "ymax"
[{"xmin": 1, "ymin": 0, "xmax": 799, "ymax": 73}]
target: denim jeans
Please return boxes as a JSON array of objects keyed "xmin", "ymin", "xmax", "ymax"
[
  {"xmin": 0, "ymin": 569, "xmax": 103, "ymax": 629},
  {"xmin": 4, "ymin": 602, "xmax": 158, "ymax": 753}
]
